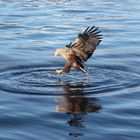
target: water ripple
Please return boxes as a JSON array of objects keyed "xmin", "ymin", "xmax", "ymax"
[{"xmin": 0, "ymin": 64, "xmax": 139, "ymax": 97}]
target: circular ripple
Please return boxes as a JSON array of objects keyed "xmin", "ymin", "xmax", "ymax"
[{"xmin": 0, "ymin": 64, "xmax": 139, "ymax": 96}]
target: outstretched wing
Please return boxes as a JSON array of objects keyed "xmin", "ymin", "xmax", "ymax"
[{"xmin": 66, "ymin": 26, "xmax": 102, "ymax": 62}]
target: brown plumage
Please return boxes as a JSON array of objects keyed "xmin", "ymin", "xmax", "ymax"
[{"xmin": 55, "ymin": 26, "xmax": 102, "ymax": 74}]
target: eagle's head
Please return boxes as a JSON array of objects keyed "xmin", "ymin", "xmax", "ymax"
[
  {"xmin": 55, "ymin": 48, "xmax": 67, "ymax": 60},
  {"xmin": 55, "ymin": 49, "xmax": 61, "ymax": 56},
  {"xmin": 55, "ymin": 48, "xmax": 67, "ymax": 56}
]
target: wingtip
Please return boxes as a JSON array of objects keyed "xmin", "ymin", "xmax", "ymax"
[
  {"xmin": 66, "ymin": 42, "xmax": 80, "ymax": 49},
  {"xmin": 83, "ymin": 26, "xmax": 102, "ymax": 35},
  {"xmin": 87, "ymin": 26, "xmax": 95, "ymax": 33},
  {"xmin": 84, "ymin": 26, "xmax": 90, "ymax": 33},
  {"xmin": 84, "ymin": 26, "xmax": 95, "ymax": 33},
  {"xmin": 66, "ymin": 42, "xmax": 72, "ymax": 48}
]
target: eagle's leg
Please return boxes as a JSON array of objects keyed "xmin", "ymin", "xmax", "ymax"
[{"xmin": 55, "ymin": 69, "xmax": 63, "ymax": 74}]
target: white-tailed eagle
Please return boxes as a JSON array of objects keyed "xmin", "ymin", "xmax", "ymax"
[{"xmin": 55, "ymin": 26, "xmax": 102, "ymax": 74}]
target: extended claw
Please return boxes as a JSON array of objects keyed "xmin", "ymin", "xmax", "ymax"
[{"xmin": 55, "ymin": 69, "xmax": 63, "ymax": 74}]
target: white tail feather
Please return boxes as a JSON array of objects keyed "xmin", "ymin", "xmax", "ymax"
[{"xmin": 79, "ymin": 67, "xmax": 88, "ymax": 74}]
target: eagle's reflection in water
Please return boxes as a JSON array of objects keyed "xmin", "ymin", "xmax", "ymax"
[{"xmin": 56, "ymin": 81, "xmax": 101, "ymax": 137}]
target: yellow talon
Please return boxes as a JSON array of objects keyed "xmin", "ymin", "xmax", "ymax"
[{"xmin": 55, "ymin": 69, "xmax": 63, "ymax": 74}]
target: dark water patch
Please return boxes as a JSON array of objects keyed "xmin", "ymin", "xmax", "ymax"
[
  {"xmin": 61, "ymin": 9, "xmax": 92, "ymax": 13},
  {"xmin": 0, "ymin": 23, "xmax": 26, "ymax": 30}
]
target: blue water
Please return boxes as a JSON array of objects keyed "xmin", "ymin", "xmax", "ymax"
[{"xmin": 0, "ymin": 0, "xmax": 140, "ymax": 140}]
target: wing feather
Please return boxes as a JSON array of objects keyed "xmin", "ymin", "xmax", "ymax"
[
  {"xmin": 73, "ymin": 26, "xmax": 102, "ymax": 61},
  {"xmin": 65, "ymin": 26, "xmax": 102, "ymax": 63},
  {"xmin": 89, "ymin": 27, "xmax": 99, "ymax": 34},
  {"xmin": 84, "ymin": 26, "xmax": 90, "ymax": 33},
  {"xmin": 86, "ymin": 26, "xmax": 95, "ymax": 33}
]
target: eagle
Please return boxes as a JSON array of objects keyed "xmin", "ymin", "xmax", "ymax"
[{"xmin": 55, "ymin": 26, "xmax": 102, "ymax": 74}]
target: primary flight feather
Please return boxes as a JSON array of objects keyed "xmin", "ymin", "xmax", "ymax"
[{"xmin": 55, "ymin": 26, "xmax": 102, "ymax": 74}]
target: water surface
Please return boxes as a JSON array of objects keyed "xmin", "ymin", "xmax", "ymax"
[{"xmin": 0, "ymin": 0, "xmax": 140, "ymax": 140}]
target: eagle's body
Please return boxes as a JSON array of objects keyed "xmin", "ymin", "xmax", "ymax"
[{"xmin": 55, "ymin": 26, "xmax": 102, "ymax": 74}]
